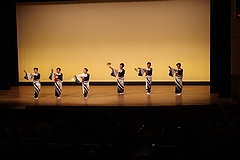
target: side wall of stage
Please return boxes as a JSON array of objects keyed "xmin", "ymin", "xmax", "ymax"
[
  {"xmin": 231, "ymin": 0, "xmax": 240, "ymax": 102},
  {"xmin": 0, "ymin": 1, "xmax": 18, "ymax": 90},
  {"xmin": 210, "ymin": 0, "xmax": 231, "ymax": 97}
]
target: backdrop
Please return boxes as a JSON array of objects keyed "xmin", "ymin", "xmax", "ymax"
[{"xmin": 16, "ymin": 0, "xmax": 210, "ymax": 82}]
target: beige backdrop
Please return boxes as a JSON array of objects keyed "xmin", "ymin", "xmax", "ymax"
[{"xmin": 16, "ymin": 0, "xmax": 210, "ymax": 82}]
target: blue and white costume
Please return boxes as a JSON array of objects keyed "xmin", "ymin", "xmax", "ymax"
[
  {"xmin": 138, "ymin": 68, "xmax": 153, "ymax": 94},
  {"xmin": 111, "ymin": 68, "xmax": 125, "ymax": 94},
  {"xmin": 49, "ymin": 71, "xmax": 63, "ymax": 98},
  {"xmin": 24, "ymin": 72, "xmax": 41, "ymax": 99},
  {"xmin": 75, "ymin": 73, "xmax": 90, "ymax": 98},
  {"xmin": 169, "ymin": 68, "xmax": 183, "ymax": 94}
]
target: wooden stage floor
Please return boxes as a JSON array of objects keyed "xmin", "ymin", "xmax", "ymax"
[{"xmin": 0, "ymin": 85, "xmax": 237, "ymax": 108}]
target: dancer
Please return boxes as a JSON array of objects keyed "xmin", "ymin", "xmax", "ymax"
[
  {"xmin": 74, "ymin": 68, "xmax": 90, "ymax": 99},
  {"xmin": 168, "ymin": 63, "xmax": 183, "ymax": 95},
  {"xmin": 23, "ymin": 67, "xmax": 41, "ymax": 99},
  {"xmin": 49, "ymin": 67, "xmax": 63, "ymax": 99},
  {"xmin": 109, "ymin": 63, "xmax": 125, "ymax": 94},
  {"xmin": 137, "ymin": 62, "xmax": 153, "ymax": 95}
]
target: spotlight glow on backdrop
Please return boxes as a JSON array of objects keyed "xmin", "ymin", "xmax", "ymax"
[{"xmin": 16, "ymin": 0, "xmax": 210, "ymax": 82}]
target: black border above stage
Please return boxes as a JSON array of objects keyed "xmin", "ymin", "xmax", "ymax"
[{"xmin": 19, "ymin": 81, "xmax": 210, "ymax": 85}]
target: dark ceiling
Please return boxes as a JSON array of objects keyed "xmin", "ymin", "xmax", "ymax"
[{"xmin": 15, "ymin": 0, "xmax": 168, "ymax": 4}]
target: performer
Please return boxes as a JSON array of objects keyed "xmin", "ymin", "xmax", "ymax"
[
  {"xmin": 168, "ymin": 63, "xmax": 183, "ymax": 95},
  {"xmin": 23, "ymin": 67, "xmax": 41, "ymax": 99},
  {"xmin": 73, "ymin": 68, "xmax": 90, "ymax": 99},
  {"xmin": 49, "ymin": 67, "xmax": 63, "ymax": 99},
  {"xmin": 109, "ymin": 63, "xmax": 125, "ymax": 94},
  {"xmin": 138, "ymin": 62, "xmax": 153, "ymax": 95}
]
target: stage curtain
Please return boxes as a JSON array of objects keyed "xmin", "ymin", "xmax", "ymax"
[{"xmin": 0, "ymin": 1, "xmax": 19, "ymax": 90}]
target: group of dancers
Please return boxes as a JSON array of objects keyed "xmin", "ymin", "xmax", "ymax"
[{"xmin": 23, "ymin": 62, "xmax": 183, "ymax": 100}]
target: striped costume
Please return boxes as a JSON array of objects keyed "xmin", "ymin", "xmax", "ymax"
[
  {"xmin": 138, "ymin": 68, "xmax": 153, "ymax": 94},
  {"xmin": 145, "ymin": 68, "xmax": 153, "ymax": 93},
  {"xmin": 49, "ymin": 72, "xmax": 63, "ymax": 98},
  {"xmin": 75, "ymin": 73, "xmax": 90, "ymax": 98},
  {"xmin": 111, "ymin": 68, "xmax": 125, "ymax": 94},
  {"xmin": 169, "ymin": 68, "xmax": 183, "ymax": 94},
  {"xmin": 24, "ymin": 72, "xmax": 41, "ymax": 99}
]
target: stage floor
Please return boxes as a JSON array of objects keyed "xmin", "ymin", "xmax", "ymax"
[{"xmin": 0, "ymin": 85, "xmax": 237, "ymax": 108}]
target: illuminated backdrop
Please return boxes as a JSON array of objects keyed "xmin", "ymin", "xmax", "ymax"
[{"xmin": 16, "ymin": 0, "xmax": 210, "ymax": 82}]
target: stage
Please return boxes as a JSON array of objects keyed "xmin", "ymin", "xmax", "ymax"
[{"xmin": 0, "ymin": 85, "xmax": 237, "ymax": 108}]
